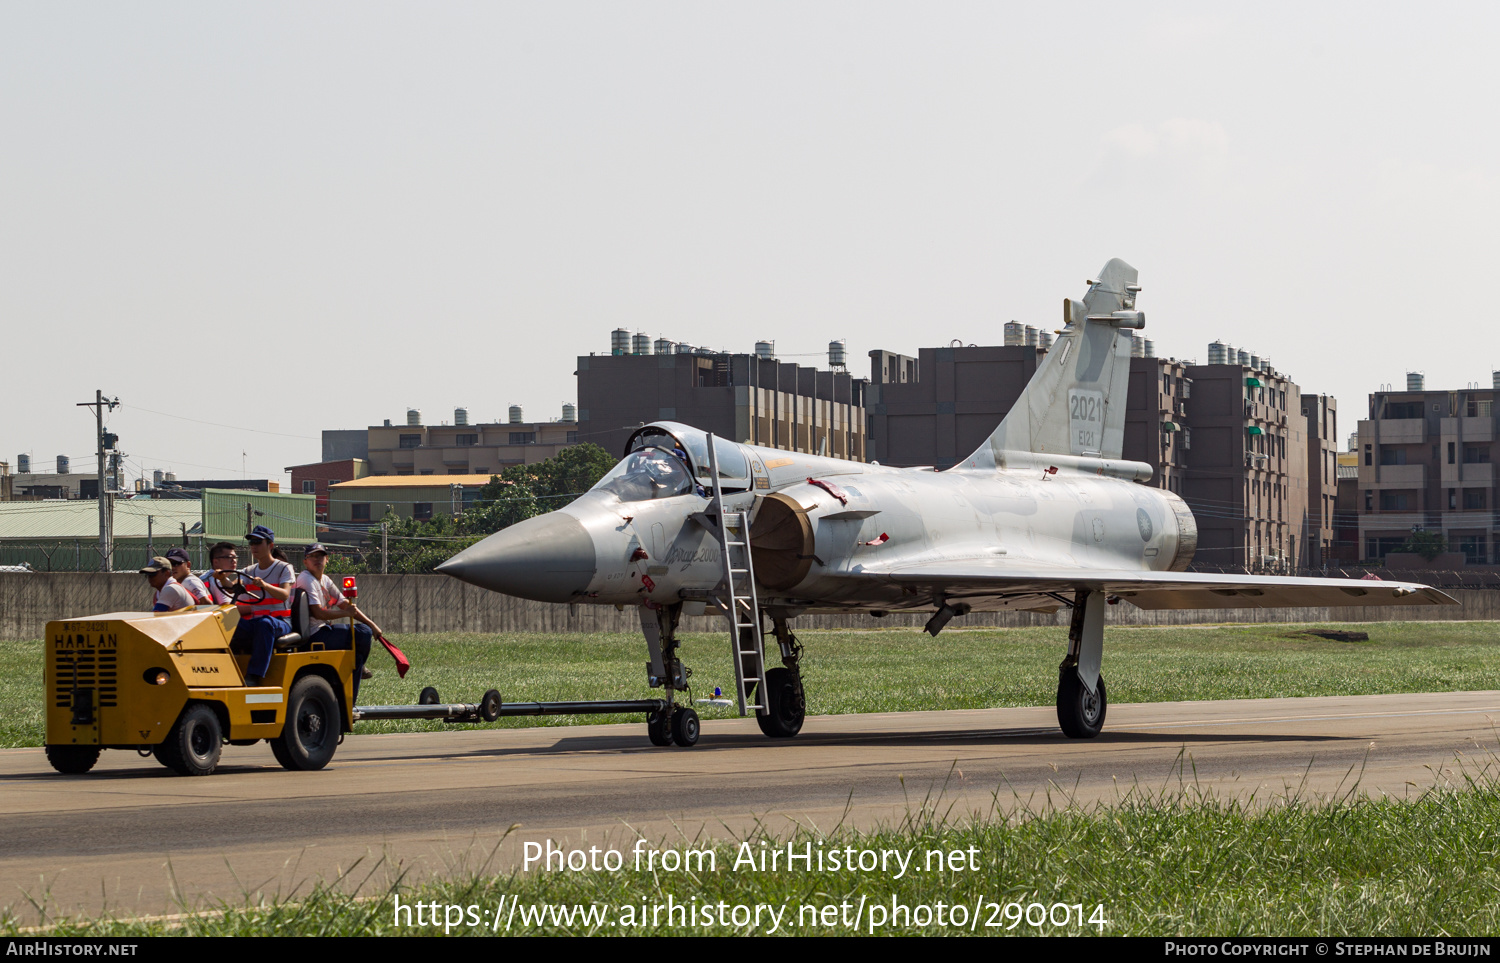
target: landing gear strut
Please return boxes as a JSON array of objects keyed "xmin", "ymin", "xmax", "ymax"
[
  {"xmin": 641, "ymin": 604, "xmax": 698, "ymax": 747},
  {"xmin": 757, "ymin": 617, "xmax": 806, "ymax": 738},
  {"xmin": 1057, "ymin": 589, "xmax": 1107, "ymax": 738}
]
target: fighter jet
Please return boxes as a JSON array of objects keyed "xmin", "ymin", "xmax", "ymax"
[{"xmin": 437, "ymin": 259, "xmax": 1453, "ymax": 746}]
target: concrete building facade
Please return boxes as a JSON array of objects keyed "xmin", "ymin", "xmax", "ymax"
[
  {"xmin": 326, "ymin": 474, "xmax": 496, "ymax": 526},
  {"xmin": 576, "ymin": 351, "xmax": 866, "ymax": 461},
  {"xmin": 365, "ymin": 416, "xmax": 577, "ymax": 477},
  {"xmin": 1355, "ymin": 379, "xmax": 1498, "ymax": 563},
  {"xmin": 1178, "ymin": 362, "xmax": 1308, "ymax": 572},
  {"xmin": 1300, "ymin": 394, "xmax": 1339, "ymax": 569},
  {"xmin": 285, "ymin": 458, "xmax": 369, "ymax": 522}
]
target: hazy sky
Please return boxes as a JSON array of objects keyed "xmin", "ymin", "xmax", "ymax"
[{"xmin": 3, "ymin": 2, "xmax": 1496, "ymax": 484}]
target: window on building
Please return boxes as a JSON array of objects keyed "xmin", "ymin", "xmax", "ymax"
[
  {"xmin": 413, "ymin": 503, "xmax": 433, "ymax": 521},
  {"xmin": 509, "ymin": 432, "xmax": 536, "ymax": 445},
  {"xmin": 1364, "ymin": 444, "xmax": 1372, "ymax": 466},
  {"xmin": 448, "ymin": 468, "xmax": 467, "ymax": 475},
  {"xmin": 1379, "ymin": 446, "xmax": 1407, "ymax": 466},
  {"xmin": 1465, "ymin": 398, "xmax": 1494, "ymax": 418},
  {"xmin": 352, "ymin": 503, "xmax": 370, "ymax": 521},
  {"xmin": 396, "ymin": 470, "xmax": 413, "ymax": 476},
  {"xmin": 419, "ymin": 469, "xmax": 434, "ymax": 475},
  {"xmin": 567, "ymin": 431, "xmax": 578, "ymax": 444},
  {"xmin": 1383, "ymin": 402, "xmax": 1423, "ymax": 419},
  {"xmin": 456, "ymin": 434, "xmax": 478, "ymax": 447},
  {"xmin": 1449, "ymin": 442, "xmax": 1456, "ymax": 464},
  {"xmin": 1379, "ymin": 491, "xmax": 1411, "ymax": 511},
  {"xmin": 1463, "ymin": 446, "xmax": 1491, "ymax": 464},
  {"xmin": 1464, "ymin": 489, "xmax": 1487, "ymax": 510},
  {"xmin": 1364, "ymin": 490, "xmax": 1373, "ymax": 510},
  {"xmin": 399, "ymin": 434, "xmax": 422, "ymax": 449},
  {"xmin": 1450, "ymin": 488, "xmax": 1458, "ymax": 510},
  {"xmin": 1458, "ymin": 535, "xmax": 1487, "ymax": 564},
  {"xmin": 301, "ymin": 480, "xmax": 315, "ymax": 494}
]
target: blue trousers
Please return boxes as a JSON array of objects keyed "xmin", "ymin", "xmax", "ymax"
[
  {"xmin": 308, "ymin": 623, "xmax": 373, "ymax": 702},
  {"xmin": 231, "ymin": 615, "xmax": 290, "ymax": 680}
]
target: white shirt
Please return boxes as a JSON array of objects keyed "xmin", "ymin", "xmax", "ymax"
[
  {"xmin": 295, "ymin": 569, "xmax": 348, "ymax": 632},
  {"xmin": 199, "ymin": 570, "xmax": 232, "ymax": 605},
  {"xmin": 178, "ymin": 573, "xmax": 212, "ymax": 605},
  {"xmin": 153, "ymin": 581, "xmax": 195, "ymax": 611},
  {"xmin": 238, "ymin": 558, "xmax": 296, "ymax": 618}
]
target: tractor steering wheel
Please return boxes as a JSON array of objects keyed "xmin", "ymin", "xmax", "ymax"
[{"xmin": 216, "ymin": 571, "xmax": 266, "ymax": 604}]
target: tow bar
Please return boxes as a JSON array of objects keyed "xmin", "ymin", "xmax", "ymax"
[{"xmin": 353, "ymin": 687, "xmax": 670, "ymax": 725}]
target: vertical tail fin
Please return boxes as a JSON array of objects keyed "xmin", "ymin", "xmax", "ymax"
[{"xmin": 962, "ymin": 259, "xmax": 1142, "ymax": 468}]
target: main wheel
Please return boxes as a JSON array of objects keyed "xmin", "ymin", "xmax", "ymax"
[
  {"xmin": 1056, "ymin": 670, "xmax": 1107, "ymax": 739},
  {"xmin": 419, "ymin": 686, "xmax": 440, "ymax": 705},
  {"xmin": 670, "ymin": 707, "xmax": 700, "ymax": 747},
  {"xmin": 162, "ymin": 704, "xmax": 223, "ymax": 776},
  {"xmin": 755, "ymin": 667, "xmax": 805, "ymax": 739},
  {"xmin": 646, "ymin": 709, "xmax": 673, "ymax": 747},
  {"xmin": 45, "ymin": 745, "xmax": 100, "ymax": 775},
  {"xmin": 272, "ymin": 675, "xmax": 340, "ymax": 771}
]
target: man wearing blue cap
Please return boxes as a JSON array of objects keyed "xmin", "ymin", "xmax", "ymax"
[{"xmin": 225, "ymin": 524, "xmax": 296, "ymax": 685}]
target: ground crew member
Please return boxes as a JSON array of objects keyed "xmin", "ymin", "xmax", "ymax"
[
  {"xmin": 165, "ymin": 547, "xmax": 213, "ymax": 605},
  {"xmin": 230, "ymin": 525, "xmax": 295, "ymax": 685},
  {"xmin": 141, "ymin": 557, "xmax": 194, "ymax": 612},
  {"xmin": 296, "ymin": 542, "xmax": 378, "ymax": 702},
  {"xmin": 200, "ymin": 541, "xmax": 238, "ymax": 604}
]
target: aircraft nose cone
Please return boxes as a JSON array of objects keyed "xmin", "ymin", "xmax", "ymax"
[{"xmin": 436, "ymin": 512, "xmax": 596, "ymax": 603}]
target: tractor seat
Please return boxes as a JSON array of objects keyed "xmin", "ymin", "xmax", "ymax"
[{"xmin": 273, "ymin": 588, "xmax": 311, "ymax": 651}]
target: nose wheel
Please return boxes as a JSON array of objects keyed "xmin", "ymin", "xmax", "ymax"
[{"xmin": 645, "ymin": 706, "xmax": 700, "ymax": 747}]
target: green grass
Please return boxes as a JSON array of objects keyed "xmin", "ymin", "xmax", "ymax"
[
  {"xmin": 12, "ymin": 770, "xmax": 1500, "ymax": 935},
  {"xmin": 6, "ymin": 620, "xmax": 1498, "ymax": 748}
]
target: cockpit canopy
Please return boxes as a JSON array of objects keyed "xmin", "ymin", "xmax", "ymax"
[{"xmin": 587, "ymin": 421, "xmax": 752, "ymax": 502}]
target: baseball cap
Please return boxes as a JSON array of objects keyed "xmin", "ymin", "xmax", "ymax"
[
  {"xmin": 247, "ymin": 524, "xmax": 275, "ymax": 543},
  {"xmin": 164, "ymin": 547, "xmax": 191, "ymax": 565},
  {"xmin": 139, "ymin": 557, "xmax": 172, "ymax": 575},
  {"xmin": 303, "ymin": 542, "xmax": 330, "ymax": 557}
]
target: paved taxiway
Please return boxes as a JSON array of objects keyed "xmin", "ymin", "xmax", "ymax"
[{"xmin": 4, "ymin": 690, "xmax": 1499, "ymax": 922}]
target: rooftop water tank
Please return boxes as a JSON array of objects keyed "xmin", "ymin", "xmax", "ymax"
[
  {"xmin": 1407, "ymin": 372, "xmax": 1425, "ymax": 391},
  {"xmin": 562, "ymin": 403, "xmax": 577, "ymax": 423},
  {"xmin": 1494, "ymin": 370, "xmax": 1500, "ymax": 390},
  {"xmin": 165, "ymin": 472, "xmax": 176, "ymax": 483},
  {"xmin": 454, "ymin": 407, "xmax": 468, "ymax": 426},
  {"xmin": 632, "ymin": 331, "xmax": 651, "ymax": 355},
  {"xmin": 56, "ymin": 455, "xmax": 69, "ymax": 475},
  {"xmin": 654, "ymin": 338, "xmax": 675, "ymax": 355},
  {"xmin": 1236, "ymin": 349, "xmax": 1250, "ymax": 366},
  {"xmin": 1207, "ymin": 341, "xmax": 1228, "ymax": 365},
  {"xmin": 1003, "ymin": 321, "xmax": 1024, "ymax": 346},
  {"xmin": 1144, "ymin": 340, "xmax": 1156, "ymax": 359},
  {"xmin": 611, "ymin": 328, "xmax": 631, "ymax": 356},
  {"xmin": 828, "ymin": 340, "xmax": 847, "ymax": 368},
  {"xmin": 407, "ymin": 408, "xmax": 421, "ymax": 426},
  {"xmin": 755, "ymin": 340, "xmax": 775, "ymax": 360},
  {"xmin": 1038, "ymin": 330, "xmax": 1053, "ymax": 351},
  {"xmin": 509, "ymin": 405, "xmax": 524, "ymax": 424},
  {"xmin": 1129, "ymin": 332, "xmax": 1144, "ymax": 358},
  {"xmin": 153, "ymin": 469, "xmax": 164, "ymax": 487},
  {"xmin": 16, "ymin": 454, "xmax": 28, "ymax": 473}
]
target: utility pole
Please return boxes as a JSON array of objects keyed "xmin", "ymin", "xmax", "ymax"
[{"xmin": 76, "ymin": 390, "xmax": 119, "ymax": 572}]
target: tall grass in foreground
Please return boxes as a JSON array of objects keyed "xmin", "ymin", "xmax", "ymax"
[{"xmin": 12, "ymin": 763, "xmax": 1500, "ymax": 936}]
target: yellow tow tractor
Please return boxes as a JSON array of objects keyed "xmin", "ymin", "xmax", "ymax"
[{"xmin": 45, "ymin": 574, "xmax": 511, "ymax": 776}]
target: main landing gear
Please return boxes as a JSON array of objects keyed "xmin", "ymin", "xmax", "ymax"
[
  {"xmin": 756, "ymin": 617, "xmax": 806, "ymax": 738},
  {"xmin": 1057, "ymin": 589, "xmax": 1108, "ymax": 738}
]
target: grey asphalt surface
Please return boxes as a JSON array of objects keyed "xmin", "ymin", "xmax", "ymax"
[{"xmin": 4, "ymin": 690, "xmax": 1498, "ymax": 923}]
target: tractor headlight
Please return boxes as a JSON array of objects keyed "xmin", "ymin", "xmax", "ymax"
[{"xmin": 144, "ymin": 668, "xmax": 170, "ymax": 686}]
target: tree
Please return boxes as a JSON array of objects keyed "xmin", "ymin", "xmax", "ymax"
[{"xmin": 1399, "ymin": 530, "xmax": 1446, "ymax": 561}]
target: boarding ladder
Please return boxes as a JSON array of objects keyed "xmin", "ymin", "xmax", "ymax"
[{"xmin": 706, "ymin": 434, "xmax": 767, "ymax": 717}]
